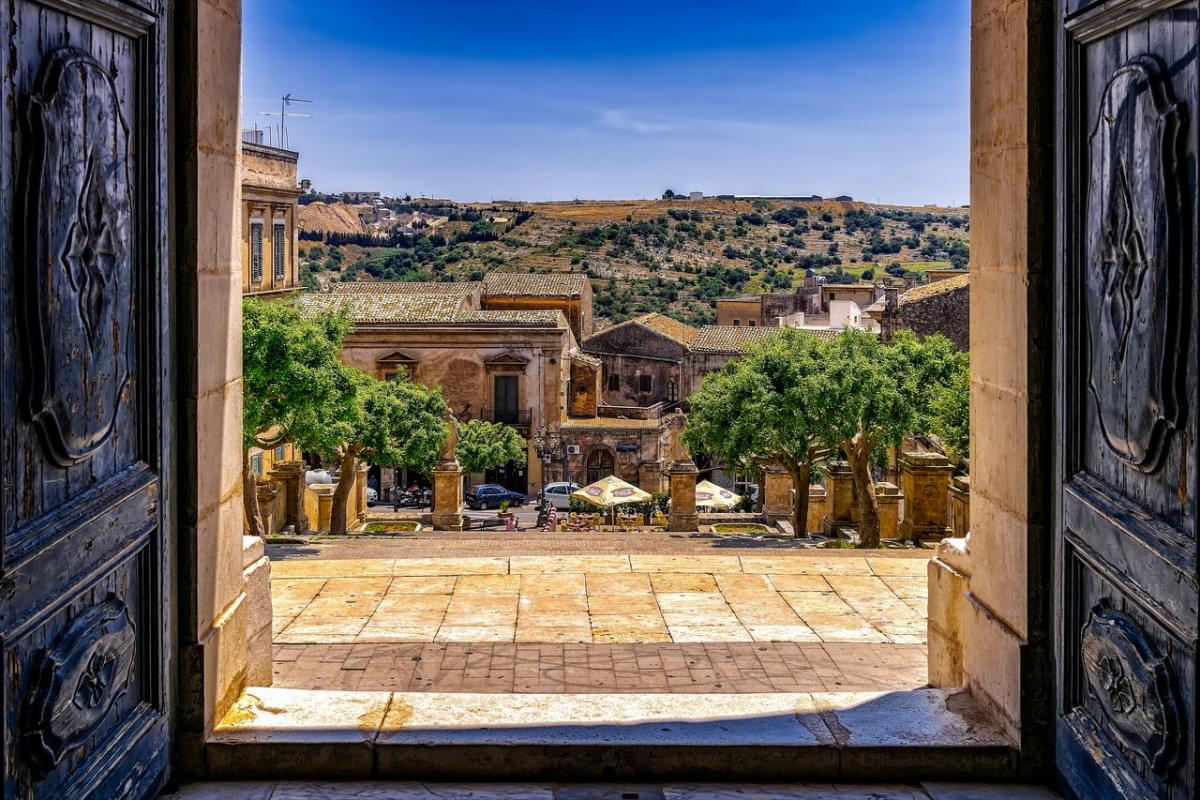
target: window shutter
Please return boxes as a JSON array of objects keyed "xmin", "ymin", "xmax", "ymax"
[
  {"xmin": 273, "ymin": 221, "xmax": 286, "ymax": 281},
  {"xmin": 250, "ymin": 221, "xmax": 263, "ymax": 283}
]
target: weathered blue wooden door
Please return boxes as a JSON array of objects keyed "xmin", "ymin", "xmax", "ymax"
[
  {"xmin": 1, "ymin": 1, "xmax": 172, "ymax": 798},
  {"xmin": 1057, "ymin": 1, "xmax": 1197, "ymax": 797}
]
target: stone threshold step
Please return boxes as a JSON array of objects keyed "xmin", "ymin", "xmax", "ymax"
[
  {"xmin": 166, "ymin": 780, "xmax": 1062, "ymax": 800},
  {"xmin": 205, "ymin": 688, "xmax": 1018, "ymax": 783}
]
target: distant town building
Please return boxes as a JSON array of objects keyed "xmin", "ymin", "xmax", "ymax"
[
  {"xmin": 340, "ymin": 191, "xmax": 382, "ymax": 203},
  {"xmin": 688, "ymin": 191, "xmax": 704, "ymax": 201},
  {"xmin": 878, "ymin": 274, "xmax": 970, "ymax": 351},
  {"xmin": 241, "ymin": 141, "xmax": 302, "ymax": 299}
]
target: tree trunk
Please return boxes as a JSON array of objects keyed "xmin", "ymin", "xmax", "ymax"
[
  {"xmin": 845, "ymin": 443, "xmax": 880, "ymax": 547},
  {"xmin": 786, "ymin": 461, "xmax": 812, "ymax": 539},
  {"xmin": 329, "ymin": 450, "xmax": 358, "ymax": 536},
  {"xmin": 243, "ymin": 449, "xmax": 265, "ymax": 538}
]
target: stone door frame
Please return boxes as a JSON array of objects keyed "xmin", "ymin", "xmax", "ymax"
[{"xmin": 170, "ymin": 0, "xmax": 1063, "ymax": 786}]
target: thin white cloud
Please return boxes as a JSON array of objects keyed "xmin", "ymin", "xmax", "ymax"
[{"xmin": 599, "ymin": 109, "xmax": 673, "ymax": 134}]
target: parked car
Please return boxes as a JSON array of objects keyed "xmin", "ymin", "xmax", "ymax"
[
  {"xmin": 465, "ymin": 484, "xmax": 528, "ymax": 510},
  {"xmin": 539, "ymin": 481, "xmax": 581, "ymax": 511}
]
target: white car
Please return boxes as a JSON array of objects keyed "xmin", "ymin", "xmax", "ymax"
[{"xmin": 540, "ymin": 481, "xmax": 580, "ymax": 511}]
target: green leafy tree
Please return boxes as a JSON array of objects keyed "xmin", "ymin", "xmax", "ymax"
[
  {"xmin": 312, "ymin": 365, "xmax": 450, "ymax": 536},
  {"xmin": 242, "ymin": 299, "xmax": 350, "ymax": 537},
  {"xmin": 929, "ymin": 358, "xmax": 970, "ymax": 464},
  {"xmin": 811, "ymin": 329, "xmax": 964, "ymax": 547},
  {"xmin": 685, "ymin": 328, "xmax": 829, "ymax": 537},
  {"xmin": 454, "ymin": 419, "xmax": 528, "ymax": 486}
]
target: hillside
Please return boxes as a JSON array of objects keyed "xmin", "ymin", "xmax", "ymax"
[{"xmin": 297, "ymin": 198, "xmax": 969, "ymax": 326}]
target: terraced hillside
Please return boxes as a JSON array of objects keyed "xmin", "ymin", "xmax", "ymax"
[{"xmin": 298, "ymin": 198, "xmax": 969, "ymax": 327}]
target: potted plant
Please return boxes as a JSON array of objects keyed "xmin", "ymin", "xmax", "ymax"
[{"xmin": 498, "ymin": 499, "xmax": 514, "ymax": 519}]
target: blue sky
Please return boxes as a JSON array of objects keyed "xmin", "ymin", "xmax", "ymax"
[{"xmin": 242, "ymin": 1, "xmax": 969, "ymax": 205}]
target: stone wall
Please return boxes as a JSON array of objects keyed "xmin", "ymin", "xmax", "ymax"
[{"xmin": 899, "ymin": 277, "xmax": 970, "ymax": 351}]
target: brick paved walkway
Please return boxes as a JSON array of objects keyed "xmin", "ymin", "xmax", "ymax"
[
  {"xmin": 272, "ymin": 640, "xmax": 928, "ymax": 693},
  {"xmin": 269, "ymin": 545, "xmax": 930, "ymax": 693}
]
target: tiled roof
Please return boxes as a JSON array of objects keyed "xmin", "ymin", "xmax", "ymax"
[
  {"xmin": 483, "ymin": 271, "xmax": 589, "ymax": 297},
  {"xmin": 454, "ymin": 309, "xmax": 565, "ymax": 326},
  {"xmin": 560, "ymin": 416, "xmax": 665, "ymax": 431},
  {"xmin": 690, "ymin": 325, "xmax": 842, "ymax": 353},
  {"xmin": 299, "ymin": 290, "xmax": 563, "ymax": 327},
  {"xmin": 689, "ymin": 325, "xmax": 781, "ymax": 353},
  {"xmin": 635, "ymin": 313, "xmax": 700, "ymax": 346},
  {"xmin": 299, "ymin": 292, "xmax": 465, "ymax": 323},
  {"xmin": 571, "ymin": 351, "xmax": 602, "ymax": 367},
  {"xmin": 330, "ymin": 281, "xmax": 480, "ymax": 296},
  {"xmin": 900, "ymin": 273, "xmax": 969, "ymax": 305}
]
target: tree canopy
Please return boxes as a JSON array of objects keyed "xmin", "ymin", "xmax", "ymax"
[
  {"xmin": 808, "ymin": 328, "xmax": 965, "ymax": 546},
  {"xmin": 454, "ymin": 419, "xmax": 528, "ymax": 479},
  {"xmin": 317, "ymin": 365, "xmax": 450, "ymax": 535},
  {"xmin": 685, "ymin": 328, "xmax": 829, "ymax": 537}
]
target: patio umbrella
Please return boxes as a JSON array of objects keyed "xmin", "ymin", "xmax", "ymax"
[
  {"xmin": 571, "ymin": 475, "xmax": 652, "ymax": 525},
  {"xmin": 695, "ymin": 480, "xmax": 741, "ymax": 510}
]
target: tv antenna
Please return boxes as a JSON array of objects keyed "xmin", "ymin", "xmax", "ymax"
[{"xmin": 259, "ymin": 93, "xmax": 313, "ymax": 149}]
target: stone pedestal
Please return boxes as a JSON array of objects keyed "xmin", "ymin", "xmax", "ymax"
[
  {"xmin": 268, "ymin": 461, "xmax": 309, "ymax": 533},
  {"xmin": 875, "ymin": 481, "xmax": 902, "ymax": 540},
  {"xmin": 898, "ymin": 451, "xmax": 955, "ymax": 542},
  {"xmin": 432, "ymin": 462, "xmax": 465, "ymax": 531},
  {"xmin": 667, "ymin": 460, "xmax": 699, "ymax": 532},
  {"xmin": 822, "ymin": 461, "xmax": 856, "ymax": 534},
  {"xmin": 762, "ymin": 466, "xmax": 793, "ymax": 524},
  {"xmin": 310, "ymin": 484, "xmax": 335, "ymax": 532},
  {"xmin": 805, "ymin": 484, "xmax": 827, "ymax": 534},
  {"xmin": 948, "ymin": 474, "xmax": 970, "ymax": 538},
  {"xmin": 254, "ymin": 481, "xmax": 280, "ymax": 536},
  {"xmin": 356, "ymin": 464, "xmax": 370, "ymax": 522}
]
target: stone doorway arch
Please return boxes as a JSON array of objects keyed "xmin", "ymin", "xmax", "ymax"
[{"xmin": 585, "ymin": 448, "xmax": 615, "ymax": 484}]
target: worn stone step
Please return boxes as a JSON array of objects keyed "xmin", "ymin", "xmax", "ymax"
[{"xmin": 205, "ymin": 688, "xmax": 1018, "ymax": 783}]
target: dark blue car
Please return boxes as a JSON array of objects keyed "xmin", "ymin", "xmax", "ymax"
[{"xmin": 465, "ymin": 483, "xmax": 527, "ymax": 510}]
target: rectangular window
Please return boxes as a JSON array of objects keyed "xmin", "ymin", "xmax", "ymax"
[
  {"xmin": 748, "ymin": 320, "xmax": 756, "ymax": 326},
  {"xmin": 607, "ymin": 375, "xmax": 620, "ymax": 392},
  {"xmin": 732, "ymin": 319, "xmax": 741, "ymax": 326},
  {"xmin": 273, "ymin": 220, "xmax": 286, "ymax": 281},
  {"xmin": 667, "ymin": 379, "xmax": 678, "ymax": 401},
  {"xmin": 639, "ymin": 374, "xmax": 652, "ymax": 393},
  {"xmin": 251, "ymin": 452, "xmax": 264, "ymax": 476},
  {"xmin": 274, "ymin": 445, "xmax": 286, "ymax": 460},
  {"xmin": 250, "ymin": 219, "xmax": 264, "ymax": 283}
]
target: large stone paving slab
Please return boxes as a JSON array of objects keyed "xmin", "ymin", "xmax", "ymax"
[{"xmin": 272, "ymin": 553, "xmax": 931, "ymax": 647}]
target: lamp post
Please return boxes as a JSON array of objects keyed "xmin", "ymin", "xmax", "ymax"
[{"xmin": 533, "ymin": 424, "xmax": 568, "ymax": 486}]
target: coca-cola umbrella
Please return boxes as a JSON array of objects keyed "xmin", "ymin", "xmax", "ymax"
[
  {"xmin": 570, "ymin": 475, "xmax": 652, "ymax": 525},
  {"xmin": 695, "ymin": 479, "xmax": 741, "ymax": 510}
]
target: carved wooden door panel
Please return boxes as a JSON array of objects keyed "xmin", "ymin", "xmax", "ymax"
[
  {"xmin": 1057, "ymin": 1, "xmax": 1198, "ymax": 797},
  {"xmin": 0, "ymin": 1, "xmax": 171, "ymax": 799}
]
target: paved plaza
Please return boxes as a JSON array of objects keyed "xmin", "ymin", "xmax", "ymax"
[{"xmin": 269, "ymin": 538, "xmax": 930, "ymax": 694}]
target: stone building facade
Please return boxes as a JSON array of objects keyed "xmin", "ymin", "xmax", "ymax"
[
  {"xmin": 581, "ymin": 313, "xmax": 697, "ymax": 407},
  {"xmin": 481, "ymin": 272, "xmax": 593, "ymax": 341},
  {"xmin": 241, "ymin": 141, "xmax": 301, "ymax": 299}
]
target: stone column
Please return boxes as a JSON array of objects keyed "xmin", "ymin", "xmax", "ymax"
[
  {"xmin": 268, "ymin": 461, "xmax": 308, "ymax": 534},
  {"xmin": 310, "ymin": 484, "xmax": 335, "ymax": 532},
  {"xmin": 762, "ymin": 466, "xmax": 793, "ymax": 523},
  {"xmin": 821, "ymin": 461, "xmax": 856, "ymax": 534},
  {"xmin": 254, "ymin": 481, "xmax": 280, "ymax": 536},
  {"xmin": 898, "ymin": 451, "xmax": 955, "ymax": 543},
  {"xmin": 948, "ymin": 474, "xmax": 970, "ymax": 538},
  {"xmin": 667, "ymin": 459, "xmax": 699, "ymax": 532},
  {"xmin": 805, "ymin": 484, "xmax": 828, "ymax": 534},
  {"xmin": 356, "ymin": 464, "xmax": 370, "ymax": 522},
  {"xmin": 875, "ymin": 481, "xmax": 902, "ymax": 540},
  {"xmin": 432, "ymin": 415, "xmax": 465, "ymax": 531}
]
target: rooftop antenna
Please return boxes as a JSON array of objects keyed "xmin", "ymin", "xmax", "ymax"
[{"xmin": 259, "ymin": 93, "xmax": 314, "ymax": 149}]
